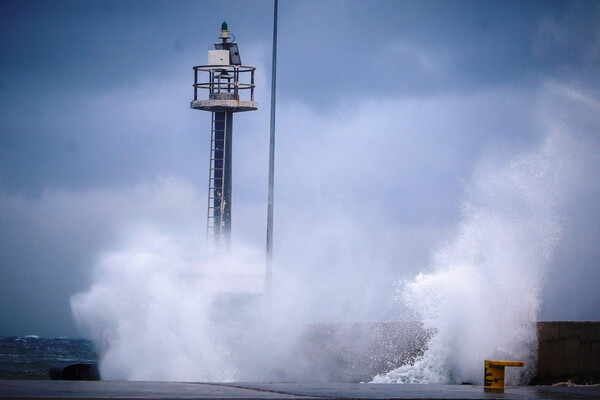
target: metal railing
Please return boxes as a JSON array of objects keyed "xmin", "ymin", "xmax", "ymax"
[{"xmin": 193, "ymin": 65, "xmax": 256, "ymax": 102}]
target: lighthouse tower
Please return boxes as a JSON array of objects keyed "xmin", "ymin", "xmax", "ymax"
[{"xmin": 191, "ymin": 22, "xmax": 258, "ymax": 248}]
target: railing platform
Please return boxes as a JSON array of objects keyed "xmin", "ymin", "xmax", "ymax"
[{"xmin": 192, "ymin": 64, "xmax": 257, "ymax": 112}]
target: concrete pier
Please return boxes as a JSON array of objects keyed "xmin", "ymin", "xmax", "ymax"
[
  {"xmin": 1, "ymin": 380, "xmax": 599, "ymax": 399},
  {"xmin": 536, "ymin": 321, "xmax": 600, "ymax": 384}
]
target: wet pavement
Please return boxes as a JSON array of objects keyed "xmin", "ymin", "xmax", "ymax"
[{"xmin": 1, "ymin": 380, "xmax": 599, "ymax": 399}]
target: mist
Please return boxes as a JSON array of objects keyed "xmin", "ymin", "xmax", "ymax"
[{"xmin": 68, "ymin": 82, "xmax": 600, "ymax": 382}]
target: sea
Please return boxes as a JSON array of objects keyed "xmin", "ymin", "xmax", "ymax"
[{"xmin": 0, "ymin": 336, "xmax": 98, "ymax": 380}]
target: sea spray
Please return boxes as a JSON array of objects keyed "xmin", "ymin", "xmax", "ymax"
[
  {"xmin": 70, "ymin": 83, "xmax": 598, "ymax": 383},
  {"xmin": 70, "ymin": 225, "xmax": 265, "ymax": 381},
  {"xmin": 373, "ymin": 133, "xmax": 566, "ymax": 384}
]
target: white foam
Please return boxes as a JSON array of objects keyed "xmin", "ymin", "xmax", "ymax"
[{"xmin": 372, "ymin": 129, "xmax": 576, "ymax": 384}]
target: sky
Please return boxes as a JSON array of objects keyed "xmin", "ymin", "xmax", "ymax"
[{"xmin": 1, "ymin": 0, "xmax": 599, "ymax": 338}]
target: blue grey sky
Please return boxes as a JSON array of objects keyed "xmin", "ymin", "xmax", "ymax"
[{"xmin": 1, "ymin": 0, "xmax": 599, "ymax": 337}]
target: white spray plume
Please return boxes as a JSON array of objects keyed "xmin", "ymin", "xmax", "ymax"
[
  {"xmin": 374, "ymin": 83, "xmax": 599, "ymax": 384},
  {"xmin": 71, "ymin": 83, "xmax": 599, "ymax": 383}
]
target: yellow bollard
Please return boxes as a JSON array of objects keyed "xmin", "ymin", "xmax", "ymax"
[{"xmin": 484, "ymin": 360, "xmax": 524, "ymax": 392}]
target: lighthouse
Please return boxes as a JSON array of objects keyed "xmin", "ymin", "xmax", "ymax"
[{"xmin": 191, "ymin": 22, "xmax": 258, "ymax": 248}]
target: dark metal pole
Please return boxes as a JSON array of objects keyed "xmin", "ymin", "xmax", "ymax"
[
  {"xmin": 223, "ymin": 111, "xmax": 233, "ymax": 249},
  {"xmin": 194, "ymin": 68, "xmax": 198, "ymax": 100},
  {"xmin": 266, "ymin": 0, "xmax": 278, "ymax": 296}
]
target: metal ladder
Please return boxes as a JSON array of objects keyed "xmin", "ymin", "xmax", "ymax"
[{"xmin": 207, "ymin": 112, "xmax": 227, "ymax": 244}]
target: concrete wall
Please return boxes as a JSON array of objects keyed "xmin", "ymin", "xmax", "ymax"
[{"xmin": 535, "ymin": 321, "xmax": 600, "ymax": 385}]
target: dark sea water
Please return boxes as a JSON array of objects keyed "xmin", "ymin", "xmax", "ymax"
[{"xmin": 0, "ymin": 336, "xmax": 98, "ymax": 379}]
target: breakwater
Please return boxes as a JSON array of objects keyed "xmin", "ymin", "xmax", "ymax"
[{"xmin": 295, "ymin": 321, "xmax": 599, "ymax": 384}]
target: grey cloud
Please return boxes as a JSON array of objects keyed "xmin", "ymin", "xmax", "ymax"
[
  {"xmin": 0, "ymin": 178, "xmax": 204, "ymax": 336},
  {"xmin": 1, "ymin": 0, "xmax": 599, "ymax": 338},
  {"xmin": 276, "ymin": 0, "xmax": 582, "ymax": 105}
]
